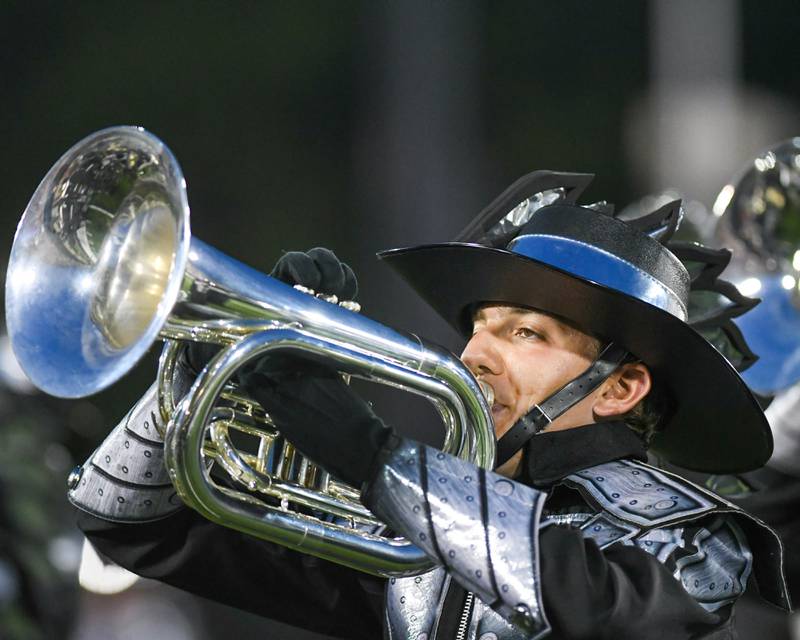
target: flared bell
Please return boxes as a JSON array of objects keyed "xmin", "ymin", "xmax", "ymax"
[{"xmin": 5, "ymin": 127, "xmax": 190, "ymax": 397}]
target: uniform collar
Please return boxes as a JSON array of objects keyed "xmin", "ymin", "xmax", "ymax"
[{"xmin": 519, "ymin": 421, "xmax": 647, "ymax": 489}]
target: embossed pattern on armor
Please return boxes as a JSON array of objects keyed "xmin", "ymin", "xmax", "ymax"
[
  {"xmin": 123, "ymin": 382, "xmax": 168, "ymax": 442},
  {"xmin": 68, "ymin": 383, "xmax": 182, "ymax": 522},
  {"xmin": 578, "ymin": 512, "xmax": 640, "ymax": 549},
  {"xmin": 470, "ymin": 597, "xmax": 530, "ymax": 640},
  {"xmin": 565, "ymin": 459, "xmax": 716, "ymax": 527},
  {"xmin": 634, "ymin": 526, "xmax": 687, "ymax": 563},
  {"xmin": 70, "ymin": 464, "xmax": 181, "ymax": 521},
  {"xmin": 371, "ymin": 441, "xmax": 433, "ymax": 551},
  {"xmin": 385, "ymin": 568, "xmax": 450, "ymax": 640},
  {"xmin": 675, "ymin": 517, "xmax": 753, "ymax": 612},
  {"xmin": 370, "ymin": 440, "xmax": 550, "ymax": 640}
]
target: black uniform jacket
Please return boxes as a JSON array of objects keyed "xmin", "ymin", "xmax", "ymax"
[{"xmin": 77, "ymin": 422, "xmax": 786, "ymax": 639}]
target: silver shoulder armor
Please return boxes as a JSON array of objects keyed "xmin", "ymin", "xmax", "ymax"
[
  {"xmin": 561, "ymin": 458, "xmax": 790, "ymax": 611},
  {"xmin": 367, "ymin": 439, "xmax": 550, "ymax": 639},
  {"xmin": 68, "ymin": 383, "xmax": 183, "ymax": 522},
  {"xmin": 563, "ymin": 459, "xmax": 718, "ymax": 528}
]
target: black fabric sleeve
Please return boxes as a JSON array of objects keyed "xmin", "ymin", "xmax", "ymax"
[
  {"xmin": 538, "ymin": 525, "xmax": 732, "ymax": 640},
  {"xmin": 76, "ymin": 508, "xmax": 385, "ymax": 640}
]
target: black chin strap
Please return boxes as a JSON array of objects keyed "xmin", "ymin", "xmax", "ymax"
[{"xmin": 495, "ymin": 342, "xmax": 630, "ymax": 467}]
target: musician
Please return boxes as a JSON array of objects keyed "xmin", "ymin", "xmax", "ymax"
[{"xmin": 70, "ymin": 173, "xmax": 789, "ymax": 639}]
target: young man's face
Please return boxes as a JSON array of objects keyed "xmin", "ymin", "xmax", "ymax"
[{"xmin": 460, "ymin": 304, "xmax": 600, "ymax": 440}]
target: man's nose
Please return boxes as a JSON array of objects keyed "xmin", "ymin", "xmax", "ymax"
[{"xmin": 461, "ymin": 329, "xmax": 503, "ymax": 377}]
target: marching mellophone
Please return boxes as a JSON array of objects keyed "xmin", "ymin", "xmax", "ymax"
[{"xmin": 5, "ymin": 127, "xmax": 495, "ymax": 576}]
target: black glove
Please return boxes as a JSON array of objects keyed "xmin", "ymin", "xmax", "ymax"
[
  {"xmin": 271, "ymin": 247, "xmax": 358, "ymax": 301},
  {"xmin": 186, "ymin": 247, "xmax": 358, "ymax": 377},
  {"xmin": 240, "ymin": 365, "xmax": 393, "ymax": 488}
]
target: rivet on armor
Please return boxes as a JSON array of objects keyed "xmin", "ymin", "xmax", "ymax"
[
  {"xmin": 494, "ymin": 480, "xmax": 514, "ymax": 496},
  {"xmin": 515, "ymin": 604, "xmax": 532, "ymax": 618},
  {"xmin": 67, "ymin": 465, "xmax": 83, "ymax": 490}
]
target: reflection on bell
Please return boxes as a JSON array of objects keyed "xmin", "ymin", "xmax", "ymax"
[
  {"xmin": 92, "ymin": 200, "xmax": 178, "ymax": 350},
  {"xmin": 709, "ymin": 137, "xmax": 800, "ymax": 394}
]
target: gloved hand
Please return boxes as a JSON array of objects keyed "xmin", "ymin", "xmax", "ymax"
[
  {"xmin": 185, "ymin": 247, "xmax": 358, "ymax": 377},
  {"xmin": 271, "ymin": 247, "xmax": 358, "ymax": 301},
  {"xmin": 240, "ymin": 364, "xmax": 394, "ymax": 488}
]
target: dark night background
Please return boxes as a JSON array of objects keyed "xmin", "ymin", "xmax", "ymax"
[{"xmin": 0, "ymin": 1, "xmax": 798, "ymax": 638}]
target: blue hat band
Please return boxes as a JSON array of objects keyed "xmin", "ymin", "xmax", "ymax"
[{"xmin": 508, "ymin": 234, "xmax": 688, "ymax": 320}]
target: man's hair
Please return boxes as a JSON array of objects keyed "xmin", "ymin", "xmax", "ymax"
[
  {"xmin": 622, "ymin": 375, "xmax": 670, "ymax": 446},
  {"xmin": 581, "ymin": 338, "xmax": 669, "ymax": 447}
]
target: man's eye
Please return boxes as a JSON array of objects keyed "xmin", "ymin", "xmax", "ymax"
[{"xmin": 515, "ymin": 327, "xmax": 542, "ymax": 340}]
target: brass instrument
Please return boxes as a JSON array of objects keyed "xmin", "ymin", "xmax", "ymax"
[{"xmin": 5, "ymin": 127, "xmax": 495, "ymax": 576}]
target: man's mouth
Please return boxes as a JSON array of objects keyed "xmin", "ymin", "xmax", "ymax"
[
  {"xmin": 477, "ymin": 379, "xmax": 510, "ymax": 425},
  {"xmin": 491, "ymin": 402, "xmax": 508, "ymax": 418}
]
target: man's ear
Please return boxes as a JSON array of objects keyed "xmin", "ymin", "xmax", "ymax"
[{"xmin": 592, "ymin": 362, "xmax": 652, "ymax": 418}]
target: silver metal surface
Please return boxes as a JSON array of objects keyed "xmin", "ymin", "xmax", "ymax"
[
  {"xmin": 710, "ymin": 137, "xmax": 800, "ymax": 394},
  {"xmin": 6, "ymin": 127, "xmax": 190, "ymax": 397},
  {"xmin": 8, "ymin": 126, "xmax": 495, "ymax": 576},
  {"xmin": 674, "ymin": 517, "xmax": 753, "ymax": 612},
  {"xmin": 565, "ymin": 459, "xmax": 716, "ymax": 528},
  {"xmin": 385, "ymin": 568, "xmax": 450, "ymax": 640},
  {"xmin": 68, "ymin": 384, "xmax": 182, "ymax": 522},
  {"xmin": 370, "ymin": 439, "xmax": 550, "ymax": 638}
]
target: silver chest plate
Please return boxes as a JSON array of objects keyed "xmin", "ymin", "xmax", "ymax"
[{"xmin": 385, "ymin": 569, "xmax": 529, "ymax": 640}]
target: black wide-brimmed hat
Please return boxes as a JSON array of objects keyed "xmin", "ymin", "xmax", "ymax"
[{"xmin": 378, "ymin": 171, "xmax": 772, "ymax": 473}]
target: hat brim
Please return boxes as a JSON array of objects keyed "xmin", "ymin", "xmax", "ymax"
[{"xmin": 378, "ymin": 242, "xmax": 772, "ymax": 474}]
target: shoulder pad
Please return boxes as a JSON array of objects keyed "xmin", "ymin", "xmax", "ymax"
[
  {"xmin": 562, "ymin": 459, "xmax": 791, "ymax": 610},
  {"xmin": 562, "ymin": 459, "xmax": 721, "ymax": 529}
]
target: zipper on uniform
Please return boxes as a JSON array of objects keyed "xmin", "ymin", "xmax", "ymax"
[{"xmin": 455, "ymin": 591, "xmax": 475, "ymax": 640}]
